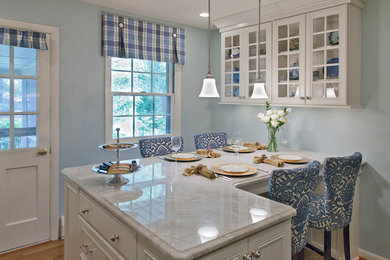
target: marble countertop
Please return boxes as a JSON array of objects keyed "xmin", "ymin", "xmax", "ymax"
[{"xmin": 62, "ymin": 148, "xmax": 340, "ymax": 259}]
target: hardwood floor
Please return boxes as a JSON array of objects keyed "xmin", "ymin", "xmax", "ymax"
[
  {"xmin": 0, "ymin": 240, "xmax": 64, "ymax": 260},
  {"xmin": 0, "ymin": 240, "xmax": 368, "ymax": 260}
]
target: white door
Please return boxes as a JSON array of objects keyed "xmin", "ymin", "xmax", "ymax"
[{"xmin": 0, "ymin": 38, "xmax": 51, "ymax": 252}]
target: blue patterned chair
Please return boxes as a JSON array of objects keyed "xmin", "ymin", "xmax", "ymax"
[
  {"xmin": 308, "ymin": 152, "xmax": 362, "ymax": 260},
  {"xmin": 194, "ymin": 132, "xmax": 228, "ymax": 149},
  {"xmin": 139, "ymin": 136, "xmax": 184, "ymax": 158},
  {"xmin": 269, "ymin": 161, "xmax": 321, "ymax": 260}
]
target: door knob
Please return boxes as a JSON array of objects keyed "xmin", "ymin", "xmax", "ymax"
[{"xmin": 37, "ymin": 148, "xmax": 47, "ymax": 156}]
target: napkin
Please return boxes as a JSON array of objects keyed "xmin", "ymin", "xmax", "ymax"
[
  {"xmin": 184, "ymin": 164, "xmax": 216, "ymax": 179},
  {"xmin": 243, "ymin": 142, "xmax": 267, "ymax": 150},
  {"xmin": 196, "ymin": 149, "xmax": 221, "ymax": 158},
  {"xmin": 253, "ymin": 154, "xmax": 284, "ymax": 167}
]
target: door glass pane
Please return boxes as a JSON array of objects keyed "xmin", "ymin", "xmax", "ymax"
[
  {"xmin": 313, "ymin": 17, "xmax": 325, "ymax": 33},
  {"xmin": 225, "ymin": 36, "xmax": 232, "ymax": 48},
  {"xmin": 135, "ymin": 116, "xmax": 153, "ymax": 137},
  {"xmin": 289, "ymin": 54, "xmax": 299, "ymax": 67},
  {"xmin": 249, "ymin": 32, "xmax": 257, "ymax": 44},
  {"xmin": 278, "ymin": 85, "xmax": 287, "ymax": 97},
  {"xmin": 233, "ymin": 35, "xmax": 240, "ymax": 47},
  {"xmin": 155, "ymin": 96, "xmax": 171, "ymax": 115},
  {"xmin": 278, "ymin": 40, "xmax": 287, "ymax": 53},
  {"xmin": 225, "ymin": 62, "xmax": 232, "ymax": 72},
  {"xmin": 249, "ymin": 59, "xmax": 256, "ymax": 71},
  {"xmin": 133, "ymin": 72, "xmax": 151, "ymax": 93},
  {"xmin": 225, "ymin": 74, "xmax": 232, "ymax": 84},
  {"xmin": 313, "ymin": 67, "xmax": 324, "ymax": 81},
  {"xmin": 327, "ymin": 31, "xmax": 339, "ymax": 46},
  {"xmin": 289, "ymin": 23, "xmax": 299, "ymax": 37},
  {"xmin": 313, "ymin": 51, "xmax": 324, "ymax": 66},
  {"xmin": 111, "ymin": 71, "xmax": 131, "ymax": 92},
  {"xmin": 233, "ymin": 86, "xmax": 239, "ymax": 97},
  {"xmin": 249, "ymin": 72, "xmax": 256, "ymax": 84},
  {"xmin": 326, "ymin": 83, "xmax": 339, "ymax": 98},
  {"xmin": 259, "ymin": 29, "xmax": 266, "ymax": 42},
  {"xmin": 259, "ymin": 58, "xmax": 266, "ymax": 70},
  {"xmin": 259, "ymin": 44, "xmax": 266, "ymax": 55},
  {"xmin": 233, "ymin": 60, "xmax": 239, "ymax": 72},
  {"xmin": 326, "ymin": 65, "xmax": 339, "ymax": 79},
  {"xmin": 135, "ymin": 96, "xmax": 153, "ymax": 115},
  {"xmin": 153, "ymin": 74, "xmax": 169, "ymax": 93},
  {"xmin": 278, "ymin": 25, "xmax": 288, "ymax": 39},
  {"xmin": 14, "ymin": 79, "xmax": 37, "ymax": 112},
  {"xmin": 133, "ymin": 59, "xmax": 151, "ymax": 72},
  {"xmin": 313, "ymin": 83, "xmax": 325, "ymax": 98},
  {"xmin": 289, "ymin": 38, "xmax": 299, "ymax": 51},
  {"xmin": 14, "ymin": 115, "xmax": 37, "ymax": 149},
  {"xmin": 327, "ymin": 15, "xmax": 339, "ymax": 30},
  {"xmin": 278, "ymin": 70, "xmax": 287, "ymax": 83},
  {"xmin": 113, "ymin": 116, "xmax": 133, "ymax": 138},
  {"xmin": 0, "ymin": 44, "xmax": 10, "ymax": 75},
  {"xmin": 233, "ymin": 73, "xmax": 239, "ymax": 84},
  {"xmin": 225, "ymin": 86, "xmax": 231, "ymax": 97},
  {"xmin": 113, "ymin": 95, "xmax": 133, "ymax": 116},
  {"xmin": 154, "ymin": 116, "xmax": 171, "ymax": 135},
  {"xmin": 111, "ymin": 57, "xmax": 131, "ymax": 71},
  {"xmin": 313, "ymin": 34, "xmax": 325, "ymax": 49},
  {"xmin": 289, "ymin": 84, "xmax": 299, "ymax": 97},
  {"xmin": 0, "ymin": 115, "xmax": 10, "ymax": 150},
  {"xmin": 0, "ymin": 78, "xmax": 10, "ymax": 112},
  {"xmin": 278, "ymin": 56, "xmax": 287, "ymax": 68},
  {"xmin": 249, "ymin": 45, "xmax": 257, "ymax": 57},
  {"xmin": 14, "ymin": 47, "xmax": 36, "ymax": 76}
]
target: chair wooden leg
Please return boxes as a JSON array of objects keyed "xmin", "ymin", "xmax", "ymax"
[
  {"xmin": 324, "ymin": 230, "xmax": 332, "ymax": 260},
  {"xmin": 297, "ymin": 249, "xmax": 305, "ymax": 260},
  {"xmin": 343, "ymin": 225, "xmax": 351, "ymax": 260}
]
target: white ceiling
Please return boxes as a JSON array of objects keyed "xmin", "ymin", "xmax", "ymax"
[{"xmin": 81, "ymin": 0, "xmax": 284, "ymax": 29}]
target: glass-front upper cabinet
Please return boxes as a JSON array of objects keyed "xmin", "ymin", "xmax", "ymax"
[
  {"xmin": 306, "ymin": 6, "xmax": 347, "ymax": 105},
  {"xmin": 221, "ymin": 31, "xmax": 242, "ymax": 102},
  {"xmin": 246, "ymin": 23, "xmax": 272, "ymax": 104},
  {"xmin": 272, "ymin": 15, "xmax": 306, "ymax": 105}
]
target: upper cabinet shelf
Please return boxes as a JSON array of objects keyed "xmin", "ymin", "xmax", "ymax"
[{"xmin": 218, "ymin": 0, "xmax": 363, "ymax": 108}]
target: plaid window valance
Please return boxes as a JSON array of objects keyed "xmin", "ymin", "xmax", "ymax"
[
  {"xmin": 0, "ymin": 27, "xmax": 48, "ymax": 50},
  {"xmin": 102, "ymin": 13, "xmax": 185, "ymax": 65}
]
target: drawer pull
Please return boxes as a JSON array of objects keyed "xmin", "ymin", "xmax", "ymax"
[
  {"xmin": 80, "ymin": 244, "xmax": 89, "ymax": 254},
  {"xmin": 251, "ymin": 250, "xmax": 261, "ymax": 258},
  {"xmin": 110, "ymin": 234, "xmax": 120, "ymax": 242},
  {"xmin": 81, "ymin": 208, "xmax": 89, "ymax": 214},
  {"xmin": 243, "ymin": 254, "xmax": 252, "ymax": 260}
]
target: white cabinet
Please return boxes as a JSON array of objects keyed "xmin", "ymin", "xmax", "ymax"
[
  {"xmin": 221, "ymin": 23, "xmax": 272, "ymax": 104},
  {"xmin": 199, "ymin": 220, "xmax": 291, "ymax": 260},
  {"xmin": 272, "ymin": 15, "xmax": 306, "ymax": 105},
  {"xmin": 218, "ymin": 2, "xmax": 362, "ymax": 108},
  {"xmin": 64, "ymin": 182, "xmax": 80, "ymax": 260}
]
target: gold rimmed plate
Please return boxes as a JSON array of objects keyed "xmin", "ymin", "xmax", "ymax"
[
  {"xmin": 222, "ymin": 146, "xmax": 257, "ymax": 153},
  {"xmin": 211, "ymin": 164, "xmax": 257, "ymax": 177},
  {"xmin": 271, "ymin": 154, "xmax": 310, "ymax": 164},
  {"xmin": 163, "ymin": 153, "xmax": 203, "ymax": 162}
]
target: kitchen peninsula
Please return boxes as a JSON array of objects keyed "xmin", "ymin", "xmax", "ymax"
[{"xmin": 63, "ymin": 149, "xmax": 361, "ymax": 260}]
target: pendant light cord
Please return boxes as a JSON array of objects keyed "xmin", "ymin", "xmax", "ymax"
[
  {"xmin": 208, "ymin": 0, "xmax": 212, "ymax": 75},
  {"xmin": 257, "ymin": 0, "xmax": 261, "ymax": 82}
]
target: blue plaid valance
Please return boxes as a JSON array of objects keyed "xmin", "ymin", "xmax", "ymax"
[
  {"xmin": 0, "ymin": 27, "xmax": 48, "ymax": 50},
  {"xmin": 102, "ymin": 13, "xmax": 185, "ymax": 65}
]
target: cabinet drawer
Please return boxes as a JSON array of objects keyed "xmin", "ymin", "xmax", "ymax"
[
  {"xmin": 80, "ymin": 218, "xmax": 124, "ymax": 260},
  {"xmin": 79, "ymin": 191, "xmax": 137, "ymax": 259}
]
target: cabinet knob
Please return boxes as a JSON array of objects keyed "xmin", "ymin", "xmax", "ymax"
[
  {"xmin": 110, "ymin": 234, "xmax": 119, "ymax": 242},
  {"xmin": 243, "ymin": 254, "xmax": 252, "ymax": 260},
  {"xmin": 251, "ymin": 250, "xmax": 261, "ymax": 258},
  {"xmin": 80, "ymin": 244, "xmax": 89, "ymax": 254},
  {"xmin": 81, "ymin": 208, "xmax": 89, "ymax": 214}
]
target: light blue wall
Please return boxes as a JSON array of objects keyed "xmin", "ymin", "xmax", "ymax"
[
  {"xmin": 0, "ymin": 0, "xmax": 213, "ymax": 216},
  {"xmin": 211, "ymin": 0, "xmax": 390, "ymax": 257}
]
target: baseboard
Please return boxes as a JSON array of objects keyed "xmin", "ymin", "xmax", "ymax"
[
  {"xmin": 359, "ymin": 249, "xmax": 389, "ymax": 260},
  {"xmin": 60, "ymin": 216, "xmax": 65, "ymax": 239}
]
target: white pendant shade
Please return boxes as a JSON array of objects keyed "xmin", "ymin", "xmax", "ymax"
[
  {"xmin": 326, "ymin": 87, "xmax": 337, "ymax": 98},
  {"xmin": 250, "ymin": 83, "xmax": 268, "ymax": 99},
  {"xmin": 199, "ymin": 77, "xmax": 220, "ymax": 97}
]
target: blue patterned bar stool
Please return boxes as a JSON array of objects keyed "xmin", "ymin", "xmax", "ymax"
[
  {"xmin": 269, "ymin": 161, "xmax": 321, "ymax": 260},
  {"xmin": 194, "ymin": 132, "xmax": 228, "ymax": 149},
  {"xmin": 139, "ymin": 136, "xmax": 184, "ymax": 158},
  {"xmin": 308, "ymin": 152, "xmax": 362, "ymax": 260}
]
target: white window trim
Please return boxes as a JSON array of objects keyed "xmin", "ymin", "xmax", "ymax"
[
  {"xmin": 104, "ymin": 57, "xmax": 181, "ymax": 144},
  {"xmin": 0, "ymin": 18, "xmax": 60, "ymax": 241}
]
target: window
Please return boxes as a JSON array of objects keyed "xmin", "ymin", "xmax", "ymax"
[
  {"xmin": 0, "ymin": 44, "xmax": 38, "ymax": 150},
  {"xmin": 105, "ymin": 57, "xmax": 180, "ymax": 142}
]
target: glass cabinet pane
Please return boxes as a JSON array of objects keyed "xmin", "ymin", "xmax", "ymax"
[
  {"xmin": 313, "ymin": 17, "xmax": 325, "ymax": 33},
  {"xmin": 223, "ymin": 34, "xmax": 240, "ymax": 99}
]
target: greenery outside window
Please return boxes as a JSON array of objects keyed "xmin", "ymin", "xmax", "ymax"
[{"xmin": 105, "ymin": 57, "xmax": 179, "ymax": 142}]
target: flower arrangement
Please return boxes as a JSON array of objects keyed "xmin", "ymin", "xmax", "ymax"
[{"xmin": 257, "ymin": 102, "xmax": 291, "ymax": 152}]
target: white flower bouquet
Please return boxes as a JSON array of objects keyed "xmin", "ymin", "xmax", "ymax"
[{"xmin": 257, "ymin": 102, "xmax": 291, "ymax": 152}]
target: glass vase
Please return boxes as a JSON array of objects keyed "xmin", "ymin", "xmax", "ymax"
[{"xmin": 267, "ymin": 127, "xmax": 278, "ymax": 152}]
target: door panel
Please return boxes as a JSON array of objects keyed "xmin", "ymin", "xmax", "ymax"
[{"xmin": 0, "ymin": 36, "xmax": 51, "ymax": 252}]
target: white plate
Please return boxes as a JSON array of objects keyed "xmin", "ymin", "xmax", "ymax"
[
  {"xmin": 220, "ymin": 165, "xmax": 249, "ymax": 173},
  {"xmin": 278, "ymin": 154, "xmax": 303, "ymax": 161},
  {"xmin": 171, "ymin": 153, "xmax": 196, "ymax": 159}
]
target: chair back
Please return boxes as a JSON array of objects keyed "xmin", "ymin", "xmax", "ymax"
[
  {"xmin": 269, "ymin": 161, "xmax": 320, "ymax": 255},
  {"xmin": 194, "ymin": 132, "xmax": 227, "ymax": 149},
  {"xmin": 322, "ymin": 152, "xmax": 362, "ymax": 230},
  {"xmin": 139, "ymin": 136, "xmax": 184, "ymax": 158}
]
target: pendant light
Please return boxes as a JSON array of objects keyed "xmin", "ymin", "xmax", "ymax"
[
  {"xmin": 199, "ymin": 0, "xmax": 220, "ymax": 98},
  {"xmin": 250, "ymin": 0, "xmax": 269, "ymax": 99}
]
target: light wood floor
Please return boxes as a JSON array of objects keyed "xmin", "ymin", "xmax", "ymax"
[
  {"xmin": 0, "ymin": 240, "xmax": 367, "ymax": 260},
  {"xmin": 0, "ymin": 240, "xmax": 64, "ymax": 260}
]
